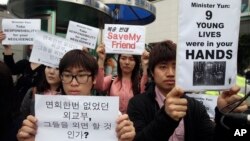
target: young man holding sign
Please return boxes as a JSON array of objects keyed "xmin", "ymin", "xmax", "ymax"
[
  {"xmin": 127, "ymin": 40, "xmax": 249, "ymax": 141},
  {"xmin": 17, "ymin": 49, "xmax": 135, "ymax": 141}
]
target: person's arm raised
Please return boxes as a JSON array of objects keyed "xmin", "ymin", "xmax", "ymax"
[
  {"xmin": 0, "ymin": 31, "xmax": 13, "ymax": 55},
  {"xmin": 96, "ymin": 43, "xmax": 106, "ymax": 68}
]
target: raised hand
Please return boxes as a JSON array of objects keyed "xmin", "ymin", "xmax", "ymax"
[
  {"xmin": 96, "ymin": 43, "xmax": 106, "ymax": 68},
  {"xmin": 165, "ymin": 87, "xmax": 188, "ymax": 121},
  {"xmin": 0, "ymin": 31, "xmax": 6, "ymax": 42},
  {"xmin": 141, "ymin": 50, "xmax": 149, "ymax": 75},
  {"xmin": 17, "ymin": 115, "xmax": 37, "ymax": 141}
]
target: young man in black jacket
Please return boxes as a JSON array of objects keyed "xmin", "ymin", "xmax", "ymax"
[{"xmin": 127, "ymin": 40, "xmax": 249, "ymax": 141}]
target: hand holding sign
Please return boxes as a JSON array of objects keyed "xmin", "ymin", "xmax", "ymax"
[
  {"xmin": 17, "ymin": 115, "xmax": 37, "ymax": 141},
  {"xmin": 165, "ymin": 87, "xmax": 188, "ymax": 121},
  {"xmin": 217, "ymin": 85, "xmax": 248, "ymax": 113},
  {"xmin": 1, "ymin": 31, "xmax": 13, "ymax": 54},
  {"xmin": 0, "ymin": 31, "xmax": 6, "ymax": 43},
  {"xmin": 116, "ymin": 114, "xmax": 135, "ymax": 141}
]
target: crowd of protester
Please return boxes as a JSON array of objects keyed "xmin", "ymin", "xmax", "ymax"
[{"xmin": 0, "ymin": 30, "xmax": 249, "ymax": 141}]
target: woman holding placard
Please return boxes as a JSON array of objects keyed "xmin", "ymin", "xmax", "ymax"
[{"xmin": 95, "ymin": 43, "xmax": 146, "ymax": 114}]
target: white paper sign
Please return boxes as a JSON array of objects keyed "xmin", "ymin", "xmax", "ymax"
[
  {"xmin": 176, "ymin": 0, "xmax": 241, "ymax": 91},
  {"xmin": 29, "ymin": 31, "xmax": 83, "ymax": 68},
  {"xmin": 2, "ymin": 19, "xmax": 41, "ymax": 45},
  {"xmin": 103, "ymin": 24, "xmax": 145, "ymax": 55},
  {"xmin": 35, "ymin": 95, "xmax": 119, "ymax": 141},
  {"xmin": 187, "ymin": 93, "xmax": 218, "ymax": 119},
  {"xmin": 66, "ymin": 21, "xmax": 99, "ymax": 49}
]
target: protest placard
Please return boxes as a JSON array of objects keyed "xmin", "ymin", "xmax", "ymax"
[
  {"xmin": 35, "ymin": 95, "xmax": 119, "ymax": 141},
  {"xmin": 66, "ymin": 21, "xmax": 99, "ymax": 49},
  {"xmin": 29, "ymin": 31, "xmax": 83, "ymax": 68},
  {"xmin": 176, "ymin": 0, "xmax": 241, "ymax": 91},
  {"xmin": 103, "ymin": 24, "xmax": 145, "ymax": 55},
  {"xmin": 187, "ymin": 93, "xmax": 218, "ymax": 119},
  {"xmin": 2, "ymin": 19, "xmax": 41, "ymax": 45}
]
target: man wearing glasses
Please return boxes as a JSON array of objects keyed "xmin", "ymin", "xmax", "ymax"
[{"xmin": 17, "ymin": 49, "xmax": 135, "ymax": 141}]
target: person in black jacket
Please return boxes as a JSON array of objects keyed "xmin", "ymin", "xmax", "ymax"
[
  {"xmin": 1, "ymin": 31, "xmax": 45, "ymax": 141},
  {"xmin": 0, "ymin": 31, "xmax": 45, "ymax": 114},
  {"xmin": 0, "ymin": 61, "xmax": 18, "ymax": 141},
  {"xmin": 127, "ymin": 40, "xmax": 249, "ymax": 141},
  {"xmin": 17, "ymin": 49, "xmax": 135, "ymax": 141}
]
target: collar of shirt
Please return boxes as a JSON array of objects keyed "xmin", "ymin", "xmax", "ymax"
[
  {"xmin": 154, "ymin": 87, "xmax": 185, "ymax": 141},
  {"xmin": 155, "ymin": 86, "xmax": 166, "ymax": 108}
]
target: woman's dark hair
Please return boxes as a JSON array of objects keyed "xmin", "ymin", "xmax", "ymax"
[
  {"xmin": 59, "ymin": 49, "xmax": 98, "ymax": 78},
  {"xmin": 148, "ymin": 40, "xmax": 176, "ymax": 77},
  {"xmin": 117, "ymin": 54, "xmax": 141, "ymax": 95}
]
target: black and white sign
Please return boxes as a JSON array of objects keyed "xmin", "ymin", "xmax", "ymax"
[
  {"xmin": 176, "ymin": 0, "xmax": 241, "ymax": 91},
  {"xmin": 29, "ymin": 31, "xmax": 83, "ymax": 68},
  {"xmin": 66, "ymin": 21, "xmax": 99, "ymax": 49},
  {"xmin": 2, "ymin": 19, "xmax": 41, "ymax": 45}
]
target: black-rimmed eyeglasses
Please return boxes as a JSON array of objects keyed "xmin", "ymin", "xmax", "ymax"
[{"xmin": 61, "ymin": 73, "xmax": 91, "ymax": 84}]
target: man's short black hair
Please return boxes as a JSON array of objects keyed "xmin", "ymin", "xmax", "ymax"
[{"xmin": 148, "ymin": 40, "xmax": 176, "ymax": 77}]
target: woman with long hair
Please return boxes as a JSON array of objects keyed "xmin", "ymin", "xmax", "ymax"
[
  {"xmin": 95, "ymin": 43, "xmax": 143, "ymax": 114},
  {"xmin": 20, "ymin": 66, "xmax": 62, "ymax": 119}
]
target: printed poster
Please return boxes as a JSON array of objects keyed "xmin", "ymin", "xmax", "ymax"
[
  {"xmin": 176, "ymin": 0, "xmax": 241, "ymax": 91},
  {"xmin": 103, "ymin": 24, "xmax": 145, "ymax": 55},
  {"xmin": 2, "ymin": 19, "xmax": 41, "ymax": 45},
  {"xmin": 29, "ymin": 31, "xmax": 83, "ymax": 68},
  {"xmin": 66, "ymin": 21, "xmax": 99, "ymax": 49}
]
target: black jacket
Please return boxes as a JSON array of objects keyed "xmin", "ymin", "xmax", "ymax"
[
  {"xmin": 127, "ymin": 83, "xmax": 214, "ymax": 141},
  {"xmin": 4, "ymin": 54, "xmax": 45, "ymax": 112},
  {"xmin": 128, "ymin": 83, "xmax": 250, "ymax": 141}
]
